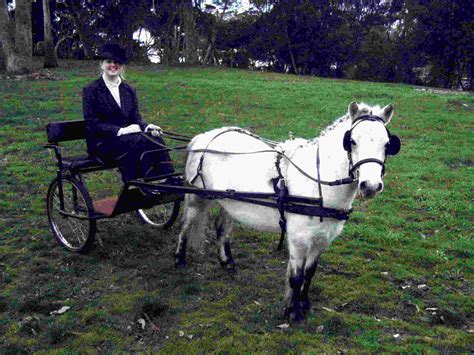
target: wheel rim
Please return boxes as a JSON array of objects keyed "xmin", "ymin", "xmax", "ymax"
[
  {"xmin": 48, "ymin": 179, "xmax": 93, "ymax": 251},
  {"xmin": 138, "ymin": 201, "xmax": 179, "ymax": 228}
]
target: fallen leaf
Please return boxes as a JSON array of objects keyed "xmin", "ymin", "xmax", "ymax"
[
  {"xmin": 50, "ymin": 306, "xmax": 71, "ymax": 315},
  {"xmin": 137, "ymin": 318, "xmax": 146, "ymax": 330}
]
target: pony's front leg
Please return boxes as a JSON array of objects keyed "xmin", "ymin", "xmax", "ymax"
[
  {"xmin": 283, "ymin": 246, "xmax": 306, "ymax": 322},
  {"xmin": 175, "ymin": 194, "xmax": 210, "ymax": 268},
  {"xmin": 300, "ymin": 255, "xmax": 320, "ymax": 315},
  {"xmin": 215, "ymin": 208, "xmax": 235, "ymax": 273},
  {"xmin": 300, "ymin": 239, "xmax": 329, "ymax": 314}
]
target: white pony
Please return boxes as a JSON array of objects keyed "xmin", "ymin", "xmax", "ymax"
[{"xmin": 175, "ymin": 102, "xmax": 400, "ymax": 321}]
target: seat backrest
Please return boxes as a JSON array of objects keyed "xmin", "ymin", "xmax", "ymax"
[{"xmin": 46, "ymin": 120, "xmax": 87, "ymax": 143}]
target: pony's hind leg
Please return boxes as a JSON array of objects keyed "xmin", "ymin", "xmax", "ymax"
[
  {"xmin": 215, "ymin": 208, "xmax": 235, "ymax": 273},
  {"xmin": 175, "ymin": 194, "xmax": 211, "ymax": 268}
]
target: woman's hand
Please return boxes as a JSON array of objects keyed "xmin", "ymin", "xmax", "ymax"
[
  {"xmin": 117, "ymin": 124, "xmax": 142, "ymax": 136},
  {"xmin": 145, "ymin": 124, "xmax": 162, "ymax": 137}
]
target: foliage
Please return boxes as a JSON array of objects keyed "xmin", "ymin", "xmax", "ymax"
[{"xmin": 0, "ymin": 61, "xmax": 472, "ymax": 351}]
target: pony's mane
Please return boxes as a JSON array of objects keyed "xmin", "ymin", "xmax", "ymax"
[
  {"xmin": 315, "ymin": 103, "xmax": 382, "ymax": 142},
  {"xmin": 318, "ymin": 114, "xmax": 351, "ymax": 140}
]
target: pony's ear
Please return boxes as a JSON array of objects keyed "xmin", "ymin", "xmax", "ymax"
[
  {"xmin": 349, "ymin": 102, "xmax": 359, "ymax": 120},
  {"xmin": 381, "ymin": 104, "xmax": 394, "ymax": 124}
]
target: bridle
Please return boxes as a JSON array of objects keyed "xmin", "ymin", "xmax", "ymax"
[{"xmin": 342, "ymin": 115, "xmax": 401, "ymax": 179}]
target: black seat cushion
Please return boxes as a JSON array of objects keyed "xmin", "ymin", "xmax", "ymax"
[{"xmin": 63, "ymin": 155, "xmax": 120, "ymax": 171}]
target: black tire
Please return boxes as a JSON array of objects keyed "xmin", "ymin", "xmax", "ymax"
[
  {"xmin": 46, "ymin": 176, "xmax": 96, "ymax": 253},
  {"xmin": 137, "ymin": 200, "xmax": 181, "ymax": 229}
]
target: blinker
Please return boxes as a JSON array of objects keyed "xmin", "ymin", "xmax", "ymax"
[
  {"xmin": 386, "ymin": 135, "xmax": 401, "ymax": 156},
  {"xmin": 343, "ymin": 130, "xmax": 352, "ymax": 152}
]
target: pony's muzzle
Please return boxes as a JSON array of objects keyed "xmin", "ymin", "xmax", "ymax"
[{"xmin": 359, "ymin": 180, "xmax": 384, "ymax": 198}]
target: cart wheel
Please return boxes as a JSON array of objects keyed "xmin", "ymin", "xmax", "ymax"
[
  {"xmin": 46, "ymin": 176, "xmax": 96, "ymax": 253},
  {"xmin": 137, "ymin": 200, "xmax": 181, "ymax": 229}
]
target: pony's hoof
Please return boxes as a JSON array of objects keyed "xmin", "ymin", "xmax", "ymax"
[
  {"xmin": 175, "ymin": 262, "xmax": 186, "ymax": 269},
  {"xmin": 174, "ymin": 258, "xmax": 186, "ymax": 269},
  {"xmin": 289, "ymin": 309, "xmax": 304, "ymax": 323},
  {"xmin": 301, "ymin": 300, "xmax": 312, "ymax": 314},
  {"xmin": 225, "ymin": 261, "xmax": 236, "ymax": 274},
  {"xmin": 220, "ymin": 258, "xmax": 236, "ymax": 274},
  {"xmin": 283, "ymin": 305, "xmax": 305, "ymax": 323}
]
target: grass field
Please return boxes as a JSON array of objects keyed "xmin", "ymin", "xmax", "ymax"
[{"xmin": 0, "ymin": 60, "xmax": 473, "ymax": 352}]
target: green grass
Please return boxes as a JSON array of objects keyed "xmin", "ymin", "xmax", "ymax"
[{"xmin": 0, "ymin": 60, "xmax": 473, "ymax": 352}]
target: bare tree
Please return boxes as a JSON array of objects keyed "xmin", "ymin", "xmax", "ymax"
[
  {"xmin": 181, "ymin": 0, "xmax": 198, "ymax": 64},
  {"xmin": 43, "ymin": 0, "xmax": 58, "ymax": 68},
  {"xmin": 0, "ymin": 0, "xmax": 33, "ymax": 74},
  {"xmin": 203, "ymin": 0, "xmax": 231, "ymax": 65}
]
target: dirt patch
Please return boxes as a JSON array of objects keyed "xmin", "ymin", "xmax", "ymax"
[
  {"xmin": 429, "ymin": 309, "xmax": 467, "ymax": 327},
  {"xmin": 445, "ymin": 158, "xmax": 474, "ymax": 170},
  {"xmin": 323, "ymin": 315, "xmax": 352, "ymax": 337},
  {"xmin": 414, "ymin": 87, "xmax": 470, "ymax": 95},
  {"xmin": 447, "ymin": 99, "xmax": 474, "ymax": 110},
  {"xmin": 336, "ymin": 298, "xmax": 381, "ymax": 316}
]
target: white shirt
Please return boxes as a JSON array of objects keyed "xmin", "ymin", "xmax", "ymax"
[{"xmin": 102, "ymin": 74, "xmax": 122, "ymax": 108}]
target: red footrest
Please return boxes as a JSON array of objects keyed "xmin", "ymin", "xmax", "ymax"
[{"xmin": 93, "ymin": 197, "xmax": 118, "ymax": 216}]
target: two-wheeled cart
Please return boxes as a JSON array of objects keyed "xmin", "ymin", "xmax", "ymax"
[{"xmin": 44, "ymin": 120, "xmax": 186, "ymax": 253}]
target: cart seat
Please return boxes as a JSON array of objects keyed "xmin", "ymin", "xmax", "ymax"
[{"xmin": 62, "ymin": 155, "xmax": 120, "ymax": 171}]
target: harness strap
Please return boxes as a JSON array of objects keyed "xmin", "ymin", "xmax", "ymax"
[
  {"xmin": 273, "ymin": 154, "xmax": 288, "ymax": 251},
  {"xmin": 190, "ymin": 154, "xmax": 206, "ymax": 189},
  {"xmin": 316, "ymin": 146, "xmax": 324, "ymax": 222},
  {"xmin": 350, "ymin": 158, "xmax": 386, "ymax": 177}
]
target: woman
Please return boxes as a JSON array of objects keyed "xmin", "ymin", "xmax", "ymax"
[{"xmin": 82, "ymin": 43, "xmax": 174, "ymax": 192}]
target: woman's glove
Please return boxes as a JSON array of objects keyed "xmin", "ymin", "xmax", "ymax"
[
  {"xmin": 145, "ymin": 124, "xmax": 162, "ymax": 137},
  {"xmin": 117, "ymin": 124, "xmax": 142, "ymax": 136}
]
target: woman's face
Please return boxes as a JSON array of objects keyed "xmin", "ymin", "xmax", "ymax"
[{"xmin": 101, "ymin": 59, "xmax": 122, "ymax": 77}]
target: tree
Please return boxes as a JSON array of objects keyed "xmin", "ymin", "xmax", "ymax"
[
  {"xmin": 181, "ymin": 0, "xmax": 198, "ymax": 64},
  {"xmin": 0, "ymin": 0, "xmax": 33, "ymax": 74},
  {"xmin": 43, "ymin": 0, "xmax": 58, "ymax": 67}
]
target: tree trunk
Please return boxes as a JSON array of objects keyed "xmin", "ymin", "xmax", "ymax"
[
  {"xmin": 43, "ymin": 0, "xmax": 58, "ymax": 68},
  {"xmin": 0, "ymin": 0, "xmax": 33, "ymax": 74},
  {"xmin": 181, "ymin": 0, "xmax": 197, "ymax": 65},
  {"xmin": 285, "ymin": 27, "xmax": 298, "ymax": 75}
]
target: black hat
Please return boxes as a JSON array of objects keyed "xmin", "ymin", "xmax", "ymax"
[{"xmin": 97, "ymin": 43, "xmax": 128, "ymax": 64}]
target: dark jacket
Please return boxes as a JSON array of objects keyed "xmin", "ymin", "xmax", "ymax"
[{"xmin": 83, "ymin": 77, "xmax": 147, "ymax": 155}]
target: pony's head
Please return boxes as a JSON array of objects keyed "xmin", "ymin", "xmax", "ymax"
[{"xmin": 343, "ymin": 102, "xmax": 401, "ymax": 198}]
